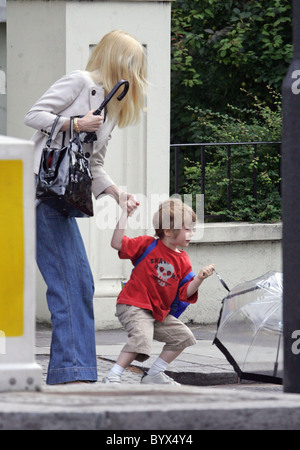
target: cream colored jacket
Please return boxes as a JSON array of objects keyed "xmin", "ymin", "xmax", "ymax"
[{"xmin": 24, "ymin": 70, "xmax": 116, "ymax": 198}]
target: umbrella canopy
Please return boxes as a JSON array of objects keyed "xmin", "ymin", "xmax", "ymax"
[{"xmin": 213, "ymin": 271, "xmax": 283, "ymax": 384}]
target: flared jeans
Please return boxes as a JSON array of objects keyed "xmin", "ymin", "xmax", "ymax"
[{"xmin": 36, "ymin": 201, "xmax": 97, "ymax": 384}]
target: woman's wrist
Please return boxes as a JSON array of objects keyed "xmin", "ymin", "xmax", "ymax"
[
  {"xmin": 104, "ymin": 185, "xmax": 122, "ymax": 203},
  {"xmin": 118, "ymin": 191, "xmax": 126, "ymax": 204}
]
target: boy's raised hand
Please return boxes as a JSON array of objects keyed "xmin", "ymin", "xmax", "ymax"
[
  {"xmin": 198, "ymin": 264, "xmax": 215, "ymax": 280},
  {"xmin": 186, "ymin": 263, "xmax": 215, "ymax": 297}
]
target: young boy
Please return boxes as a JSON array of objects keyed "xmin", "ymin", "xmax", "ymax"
[{"xmin": 102, "ymin": 198, "xmax": 214, "ymax": 385}]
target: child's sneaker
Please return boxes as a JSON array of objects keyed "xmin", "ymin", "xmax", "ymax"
[
  {"xmin": 102, "ymin": 375, "xmax": 121, "ymax": 384},
  {"xmin": 141, "ymin": 372, "xmax": 180, "ymax": 385}
]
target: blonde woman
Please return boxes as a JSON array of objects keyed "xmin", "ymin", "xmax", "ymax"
[{"xmin": 24, "ymin": 30, "xmax": 147, "ymax": 385}]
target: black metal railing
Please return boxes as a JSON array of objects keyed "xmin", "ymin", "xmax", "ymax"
[{"xmin": 170, "ymin": 141, "xmax": 281, "ymax": 218}]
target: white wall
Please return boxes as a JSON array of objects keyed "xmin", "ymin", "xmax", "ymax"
[
  {"xmin": 6, "ymin": 0, "xmax": 172, "ymax": 328},
  {"xmin": 181, "ymin": 222, "xmax": 282, "ymax": 325},
  {"xmin": 7, "ymin": 1, "xmax": 281, "ymax": 330}
]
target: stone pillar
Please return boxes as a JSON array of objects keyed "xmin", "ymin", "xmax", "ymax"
[
  {"xmin": 6, "ymin": 0, "xmax": 173, "ymax": 328},
  {"xmin": 0, "ymin": 135, "xmax": 41, "ymax": 391}
]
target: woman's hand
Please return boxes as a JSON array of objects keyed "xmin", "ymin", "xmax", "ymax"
[
  {"xmin": 77, "ymin": 110, "xmax": 104, "ymax": 132},
  {"xmin": 104, "ymin": 186, "xmax": 140, "ymax": 217},
  {"xmin": 119, "ymin": 192, "xmax": 140, "ymax": 216},
  {"xmin": 61, "ymin": 111, "xmax": 104, "ymax": 133}
]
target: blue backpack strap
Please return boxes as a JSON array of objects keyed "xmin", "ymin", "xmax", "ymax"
[
  {"xmin": 122, "ymin": 239, "xmax": 158, "ymax": 289},
  {"xmin": 179, "ymin": 270, "xmax": 195, "ymax": 287},
  {"xmin": 170, "ymin": 270, "xmax": 195, "ymax": 318},
  {"xmin": 134, "ymin": 239, "xmax": 158, "ymax": 267}
]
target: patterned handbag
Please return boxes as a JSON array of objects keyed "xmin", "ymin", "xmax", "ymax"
[{"xmin": 36, "ymin": 116, "xmax": 93, "ymax": 217}]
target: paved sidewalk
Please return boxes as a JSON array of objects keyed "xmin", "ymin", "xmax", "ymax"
[
  {"xmin": 36, "ymin": 323, "xmax": 239, "ymax": 386},
  {"xmin": 2, "ymin": 323, "xmax": 300, "ymax": 431}
]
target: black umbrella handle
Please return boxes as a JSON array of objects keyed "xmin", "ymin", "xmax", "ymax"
[
  {"xmin": 214, "ymin": 269, "xmax": 230, "ymax": 292},
  {"xmin": 93, "ymin": 79, "xmax": 129, "ymax": 116},
  {"xmin": 79, "ymin": 80, "xmax": 130, "ymax": 144}
]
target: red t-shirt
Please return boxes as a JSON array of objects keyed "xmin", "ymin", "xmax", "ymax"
[{"xmin": 117, "ymin": 235, "xmax": 198, "ymax": 321}]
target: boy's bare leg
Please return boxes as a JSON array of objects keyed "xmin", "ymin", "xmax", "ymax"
[
  {"xmin": 159, "ymin": 349, "xmax": 183, "ymax": 364},
  {"xmin": 116, "ymin": 351, "xmax": 138, "ymax": 368}
]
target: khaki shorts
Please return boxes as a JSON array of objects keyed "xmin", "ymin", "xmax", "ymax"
[{"xmin": 116, "ymin": 304, "xmax": 197, "ymax": 362}]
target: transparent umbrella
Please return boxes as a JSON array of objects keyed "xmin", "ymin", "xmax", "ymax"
[{"xmin": 213, "ymin": 271, "xmax": 283, "ymax": 384}]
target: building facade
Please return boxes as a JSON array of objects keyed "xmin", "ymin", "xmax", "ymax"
[{"xmin": 2, "ymin": 1, "xmax": 282, "ymax": 329}]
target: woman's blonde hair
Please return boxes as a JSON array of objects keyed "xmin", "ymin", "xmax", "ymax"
[
  {"xmin": 86, "ymin": 30, "xmax": 147, "ymax": 128},
  {"xmin": 153, "ymin": 198, "xmax": 197, "ymax": 239}
]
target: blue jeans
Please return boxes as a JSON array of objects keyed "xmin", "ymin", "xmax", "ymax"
[{"xmin": 36, "ymin": 200, "xmax": 97, "ymax": 384}]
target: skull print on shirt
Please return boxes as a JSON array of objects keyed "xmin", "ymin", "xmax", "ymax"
[
  {"xmin": 156, "ymin": 261, "xmax": 175, "ymax": 287},
  {"xmin": 150, "ymin": 257, "xmax": 177, "ymax": 287}
]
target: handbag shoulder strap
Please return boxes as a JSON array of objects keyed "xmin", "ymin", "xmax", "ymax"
[
  {"xmin": 69, "ymin": 116, "xmax": 84, "ymax": 153},
  {"xmin": 46, "ymin": 115, "xmax": 61, "ymax": 147},
  {"xmin": 69, "ymin": 116, "xmax": 75, "ymax": 140}
]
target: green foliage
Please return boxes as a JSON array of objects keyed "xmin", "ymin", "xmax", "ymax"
[
  {"xmin": 181, "ymin": 89, "xmax": 282, "ymax": 222},
  {"xmin": 188, "ymin": 86, "xmax": 282, "ymax": 142},
  {"xmin": 170, "ymin": 0, "xmax": 291, "ymax": 222},
  {"xmin": 171, "ymin": 0, "xmax": 292, "ymax": 142}
]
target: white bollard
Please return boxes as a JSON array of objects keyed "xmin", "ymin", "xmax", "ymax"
[{"xmin": 0, "ymin": 135, "xmax": 42, "ymax": 391}]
